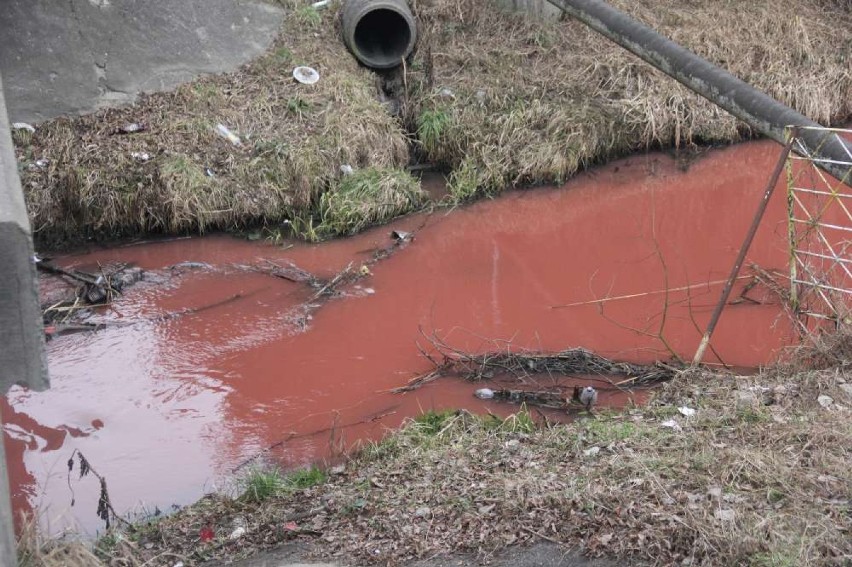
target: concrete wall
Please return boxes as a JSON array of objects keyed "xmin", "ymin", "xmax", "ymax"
[
  {"xmin": 0, "ymin": 76, "xmax": 47, "ymax": 394},
  {"xmin": 1, "ymin": 72, "xmax": 48, "ymax": 567},
  {"xmin": 0, "ymin": 0, "xmax": 284, "ymax": 124}
]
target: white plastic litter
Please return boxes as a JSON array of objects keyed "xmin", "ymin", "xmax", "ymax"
[
  {"xmin": 661, "ymin": 419, "xmax": 682, "ymax": 431},
  {"xmin": 438, "ymin": 87, "xmax": 455, "ymax": 99},
  {"xmin": 311, "ymin": 0, "xmax": 330, "ymax": 8},
  {"xmin": 293, "ymin": 66, "xmax": 320, "ymax": 85},
  {"xmin": 475, "ymin": 388, "xmax": 495, "ymax": 400},
  {"xmin": 215, "ymin": 124, "xmax": 243, "ymax": 146},
  {"xmin": 130, "ymin": 152, "xmax": 150, "ymax": 162},
  {"xmin": 340, "ymin": 164, "xmax": 354, "ymax": 175},
  {"xmin": 12, "ymin": 122, "xmax": 35, "ymax": 133},
  {"xmin": 817, "ymin": 395, "xmax": 834, "ymax": 409},
  {"xmin": 678, "ymin": 406, "xmax": 696, "ymax": 417},
  {"xmin": 119, "ymin": 122, "xmax": 145, "ymax": 134}
]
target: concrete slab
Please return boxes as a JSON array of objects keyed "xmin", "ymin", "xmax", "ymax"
[
  {"xmin": 0, "ymin": 75, "xmax": 48, "ymax": 394},
  {"xmin": 0, "ymin": 0, "xmax": 284, "ymax": 123}
]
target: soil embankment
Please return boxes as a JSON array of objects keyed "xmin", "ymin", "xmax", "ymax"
[{"xmin": 11, "ymin": 0, "xmax": 852, "ymax": 246}]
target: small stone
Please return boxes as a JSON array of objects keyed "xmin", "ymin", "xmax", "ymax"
[
  {"xmin": 714, "ymin": 508, "xmax": 735, "ymax": 521},
  {"xmin": 414, "ymin": 506, "xmax": 431, "ymax": 518},
  {"xmin": 678, "ymin": 406, "xmax": 696, "ymax": 417},
  {"xmin": 706, "ymin": 486, "xmax": 722, "ymax": 500},
  {"xmin": 817, "ymin": 395, "xmax": 834, "ymax": 409},
  {"xmin": 330, "ymin": 464, "xmax": 346, "ymax": 475},
  {"xmin": 583, "ymin": 446, "xmax": 601, "ymax": 457},
  {"xmin": 736, "ymin": 390, "xmax": 758, "ymax": 409}
]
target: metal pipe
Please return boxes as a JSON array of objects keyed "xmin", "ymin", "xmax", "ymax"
[
  {"xmin": 692, "ymin": 133, "xmax": 796, "ymax": 365},
  {"xmin": 342, "ymin": 0, "xmax": 418, "ymax": 69},
  {"xmin": 545, "ymin": 0, "xmax": 852, "ymax": 185}
]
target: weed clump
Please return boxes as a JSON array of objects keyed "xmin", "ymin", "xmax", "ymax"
[
  {"xmin": 317, "ymin": 167, "xmax": 425, "ymax": 237},
  {"xmin": 241, "ymin": 465, "xmax": 327, "ymax": 503}
]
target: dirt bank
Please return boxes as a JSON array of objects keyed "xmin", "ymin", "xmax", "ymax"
[
  {"xmin": 12, "ymin": 0, "xmax": 852, "ymax": 246},
  {"xmin": 19, "ymin": 335, "xmax": 852, "ymax": 566}
]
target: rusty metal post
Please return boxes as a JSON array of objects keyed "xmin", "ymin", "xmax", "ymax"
[{"xmin": 692, "ymin": 133, "xmax": 797, "ymax": 365}]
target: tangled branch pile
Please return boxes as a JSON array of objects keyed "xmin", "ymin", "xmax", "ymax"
[{"xmin": 397, "ymin": 340, "xmax": 679, "ymax": 392}]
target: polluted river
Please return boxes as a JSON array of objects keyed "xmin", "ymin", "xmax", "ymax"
[{"xmin": 4, "ymin": 139, "xmax": 804, "ymax": 535}]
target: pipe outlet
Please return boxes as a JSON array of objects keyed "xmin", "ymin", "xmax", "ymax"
[{"xmin": 342, "ymin": 0, "xmax": 417, "ymax": 69}]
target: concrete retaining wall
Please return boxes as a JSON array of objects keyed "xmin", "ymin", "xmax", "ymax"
[
  {"xmin": 0, "ymin": 0, "xmax": 284, "ymax": 124},
  {"xmin": 0, "ymin": 75, "xmax": 48, "ymax": 394}
]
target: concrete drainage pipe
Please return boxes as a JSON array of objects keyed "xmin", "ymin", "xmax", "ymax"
[{"xmin": 342, "ymin": 0, "xmax": 417, "ymax": 69}]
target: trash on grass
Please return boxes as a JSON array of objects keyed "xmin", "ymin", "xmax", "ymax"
[
  {"xmin": 293, "ymin": 66, "xmax": 320, "ymax": 85},
  {"xmin": 678, "ymin": 406, "xmax": 696, "ymax": 417},
  {"xmin": 130, "ymin": 152, "xmax": 150, "ymax": 162},
  {"xmin": 116, "ymin": 122, "xmax": 146, "ymax": 134},
  {"xmin": 215, "ymin": 123, "xmax": 243, "ymax": 146},
  {"xmin": 817, "ymin": 395, "xmax": 834, "ymax": 409},
  {"xmin": 340, "ymin": 164, "xmax": 354, "ymax": 175},
  {"xmin": 12, "ymin": 122, "xmax": 35, "ymax": 133},
  {"xmin": 438, "ymin": 87, "xmax": 455, "ymax": 99},
  {"xmin": 583, "ymin": 446, "xmax": 601, "ymax": 457},
  {"xmin": 661, "ymin": 419, "xmax": 682, "ymax": 431}
]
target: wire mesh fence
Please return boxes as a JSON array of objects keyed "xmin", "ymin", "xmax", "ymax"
[{"xmin": 786, "ymin": 126, "xmax": 852, "ymax": 331}]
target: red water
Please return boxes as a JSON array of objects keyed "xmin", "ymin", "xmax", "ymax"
[{"xmin": 4, "ymin": 140, "xmax": 810, "ymax": 535}]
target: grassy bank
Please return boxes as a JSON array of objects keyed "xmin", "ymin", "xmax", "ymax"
[
  {"xmin": 13, "ymin": 0, "xmax": 852, "ymax": 245},
  {"xmin": 20, "ymin": 337, "xmax": 852, "ymax": 566}
]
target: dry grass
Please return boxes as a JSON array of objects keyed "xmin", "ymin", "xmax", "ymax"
[
  {"xmin": 317, "ymin": 167, "xmax": 425, "ymax": 238},
  {"xmin": 404, "ymin": 0, "xmax": 852, "ymax": 199},
  {"xmin": 21, "ymin": 346, "xmax": 851, "ymax": 567}
]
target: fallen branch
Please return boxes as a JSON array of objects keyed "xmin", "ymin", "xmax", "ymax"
[{"xmin": 394, "ymin": 328, "xmax": 679, "ymax": 393}]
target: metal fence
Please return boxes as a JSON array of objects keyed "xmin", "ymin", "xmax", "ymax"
[{"xmin": 786, "ymin": 126, "xmax": 852, "ymax": 331}]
